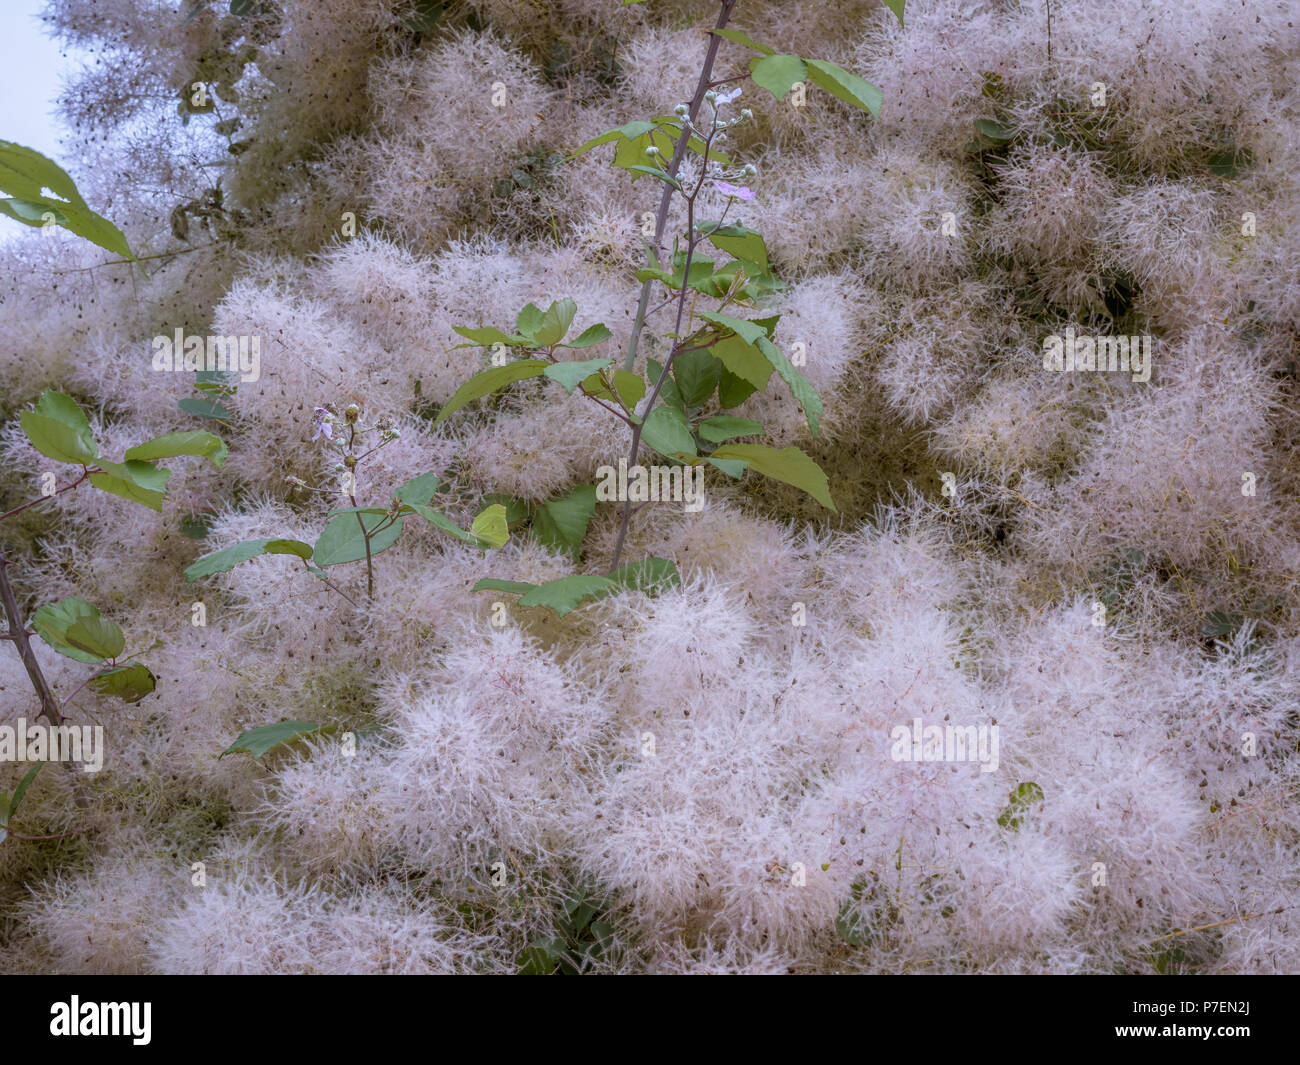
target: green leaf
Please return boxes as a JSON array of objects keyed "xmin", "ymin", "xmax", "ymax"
[
  {"xmin": 646, "ymin": 359, "xmax": 685, "ymax": 414},
  {"xmin": 472, "ymin": 578, "xmax": 537, "ymax": 597},
  {"xmin": 639, "ymin": 404, "xmax": 698, "ymax": 460},
  {"xmin": 717, "ymin": 363, "xmax": 761, "ymax": 407},
  {"xmin": 483, "ymin": 493, "xmax": 532, "ymax": 526},
  {"xmin": 803, "ymin": 59, "xmax": 883, "ymax": 117},
  {"xmin": 0, "ymin": 141, "xmax": 133, "ymax": 258},
  {"xmin": 699, "ymin": 222, "xmax": 770, "ymax": 273},
  {"xmin": 87, "ymin": 459, "xmax": 171, "ymax": 511},
  {"xmin": 452, "ymin": 325, "xmax": 528, "ymax": 348},
  {"xmin": 220, "ymin": 720, "xmax": 327, "ymax": 760},
  {"xmin": 8, "ymin": 763, "xmax": 43, "ymax": 820},
  {"xmin": 264, "ymin": 538, "xmax": 316, "ymax": 560},
  {"xmin": 184, "ymin": 538, "xmax": 315, "ymax": 582},
  {"xmin": 32, "ymin": 597, "xmax": 109, "ymax": 664},
  {"xmin": 519, "ymin": 575, "xmax": 617, "ymax": 615},
  {"xmin": 177, "ymin": 396, "xmax": 234, "ymax": 420},
  {"xmin": 514, "ymin": 302, "xmax": 544, "ymax": 340},
  {"xmin": 672, "ymin": 348, "xmax": 722, "ymax": 410},
  {"xmin": 706, "ymin": 456, "xmax": 749, "ymax": 478},
  {"xmin": 697, "ymin": 415, "xmax": 763, "ymax": 442},
  {"xmin": 180, "ymin": 513, "xmax": 214, "ymax": 540},
  {"xmin": 1207, "ymin": 146, "xmax": 1252, "ymax": 179},
  {"xmin": 89, "ymin": 662, "xmax": 156, "ymax": 703},
  {"xmin": 613, "ymin": 370, "xmax": 645, "ymax": 411},
  {"xmin": 973, "ymin": 117, "xmax": 1015, "ymax": 142},
  {"xmin": 710, "ymin": 443, "xmax": 836, "ymax": 510},
  {"xmin": 470, "ymin": 503, "xmax": 510, "ymax": 549},
  {"xmin": 535, "ymin": 298, "xmax": 578, "ymax": 346},
  {"xmin": 561, "ymin": 323, "xmax": 613, "ymax": 349},
  {"xmin": 544, "ymin": 358, "xmax": 613, "ymax": 394},
  {"xmin": 756, "ymin": 335, "xmax": 824, "ymax": 437},
  {"xmin": 65, "ymin": 615, "xmax": 125, "ymax": 660},
  {"xmin": 568, "ymin": 128, "xmax": 622, "ymax": 160},
  {"xmin": 432, "ymin": 360, "xmax": 548, "ymax": 426},
  {"xmin": 313, "ymin": 512, "xmax": 404, "ymax": 567},
  {"xmin": 394, "ymin": 472, "xmax": 442, "ymax": 507},
  {"xmin": 747, "ymin": 54, "xmax": 807, "ymax": 99},
  {"xmin": 533, "ymin": 485, "xmax": 597, "ymax": 559},
  {"xmin": 699, "ymin": 311, "xmax": 773, "ymax": 347},
  {"xmin": 124, "ymin": 430, "xmax": 227, "ymax": 468},
  {"xmin": 622, "ymin": 165, "xmax": 682, "ymax": 190},
  {"xmin": 608, "ymin": 556, "xmax": 680, "ymax": 594},
  {"xmin": 713, "ymin": 28, "xmax": 775, "ymax": 54},
  {"xmin": 997, "ymin": 782, "xmax": 1045, "ymax": 831},
  {"xmin": 0, "ymin": 198, "xmax": 67, "ymax": 226},
  {"xmin": 19, "ymin": 390, "xmax": 97, "ymax": 465},
  {"xmin": 883, "ymin": 0, "xmax": 905, "ymax": 26}
]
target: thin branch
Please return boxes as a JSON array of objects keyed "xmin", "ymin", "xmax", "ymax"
[{"xmin": 0, "ymin": 554, "xmax": 63, "ymax": 725}]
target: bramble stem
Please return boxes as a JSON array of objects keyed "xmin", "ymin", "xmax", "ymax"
[
  {"xmin": 621, "ymin": 0, "xmax": 740, "ymax": 376},
  {"xmin": 0, "ymin": 554, "xmax": 63, "ymax": 726}
]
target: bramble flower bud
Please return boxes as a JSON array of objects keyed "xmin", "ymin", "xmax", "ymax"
[
  {"xmin": 645, "ymin": 145, "xmax": 660, "ymax": 157},
  {"xmin": 344, "ymin": 403, "xmax": 360, "ymax": 423},
  {"xmin": 344, "ymin": 454, "xmax": 357, "ymax": 469},
  {"xmin": 705, "ymin": 90, "xmax": 718, "ymax": 103},
  {"xmin": 742, "ymin": 163, "xmax": 757, "ymax": 177},
  {"xmin": 740, "ymin": 108, "xmax": 753, "ymax": 122},
  {"xmin": 674, "ymin": 103, "xmax": 689, "ymax": 116}
]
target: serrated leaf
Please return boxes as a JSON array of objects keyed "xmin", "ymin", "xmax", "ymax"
[
  {"xmin": 706, "ymin": 455, "xmax": 749, "ymax": 478},
  {"xmin": 32, "ymin": 597, "xmax": 106, "ymax": 664},
  {"xmin": 124, "ymin": 430, "xmax": 227, "ymax": 468},
  {"xmin": 748, "ymin": 54, "xmax": 806, "ymax": 99},
  {"xmin": 535, "ymin": 298, "xmax": 578, "ymax": 346},
  {"xmin": 756, "ymin": 335, "xmax": 823, "ymax": 437},
  {"xmin": 19, "ymin": 390, "xmax": 97, "ymax": 465},
  {"xmin": 220, "ymin": 720, "xmax": 327, "ymax": 760},
  {"xmin": 65, "ymin": 615, "xmax": 125, "ymax": 660},
  {"xmin": 516, "ymin": 302, "xmax": 545, "ymax": 339},
  {"xmin": 613, "ymin": 370, "xmax": 645, "ymax": 411},
  {"xmin": 89, "ymin": 662, "xmax": 156, "ymax": 703},
  {"xmin": 622, "ymin": 165, "xmax": 682, "ymax": 190},
  {"xmin": 699, "ymin": 222, "xmax": 770, "ymax": 273},
  {"xmin": 561, "ymin": 323, "xmax": 613, "ymax": 349},
  {"xmin": 533, "ymin": 485, "xmax": 597, "ymax": 559},
  {"xmin": 87, "ymin": 459, "xmax": 171, "ymax": 511},
  {"xmin": 705, "ymin": 323, "xmax": 777, "ymax": 394},
  {"xmin": 699, "ymin": 311, "xmax": 773, "ymax": 347},
  {"xmin": 672, "ymin": 348, "xmax": 722, "ymax": 410},
  {"xmin": 432, "ymin": 360, "xmax": 548, "ymax": 426},
  {"xmin": 697, "ymin": 415, "xmax": 763, "ymax": 442},
  {"xmin": 639, "ymin": 404, "xmax": 697, "ymax": 459},
  {"xmin": 710, "ymin": 443, "xmax": 835, "ymax": 510},
  {"xmin": 544, "ymin": 358, "xmax": 612, "ymax": 393},
  {"xmin": 713, "ymin": 28, "xmax": 775, "ymax": 55},
  {"xmin": 313, "ymin": 512, "xmax": 404, "ymax": 567},
  {"xmin": 804, "ymin": 59, "xmax": 883, "ymax": 117},
  {"xmin": 470, "ymin": 503, "xmax": 510, "ymax": 549},
  {"xmin": 394, "ymin": 471, "xmax": 442, "ymax": 507}
]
